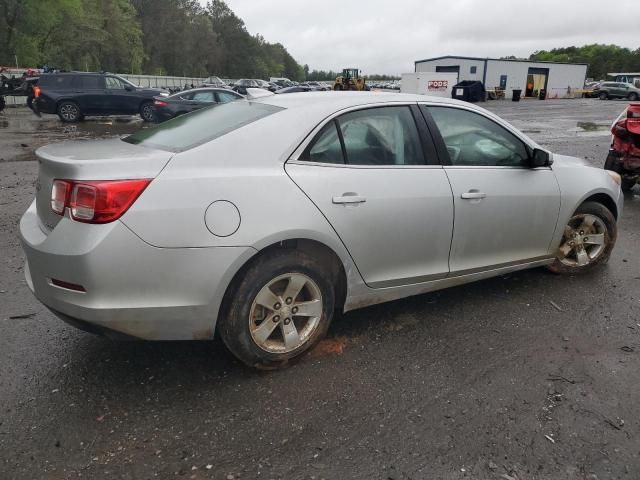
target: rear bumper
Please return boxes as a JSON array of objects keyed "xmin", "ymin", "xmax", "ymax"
[{"xmin": 20, "ymin": 200, "xmax": 256, "ymax": 340}]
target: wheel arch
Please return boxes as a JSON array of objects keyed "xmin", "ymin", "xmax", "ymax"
[
  {"xmin": 580, "ymin": 192, "xmax": 619, "ymax": 219},
  {"xmin": 216, "ymin": 236, "xmax": 351, "ymax": 333}
]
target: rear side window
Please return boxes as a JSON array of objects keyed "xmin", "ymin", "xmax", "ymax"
[
  {"xmin": 338, "ymin": 107, "xmax": 424, "ymax": 165},
  {"xmin": 192, "ymin": 91, "xmax": 215, "ymax": 102},
  {"xmin": 300, "ymin": 106, "xmax": 425, "ymax": 166},
  {"xmin": 39, "ymin": 75, "xmax": 75, "ymax": 89},
  {"xmin": 123, "ymin": 100, "xmax": 283, "ymax": 152},
  {"xmin": 301, "ymin": 121, "xmax": 344, "ymax": 164},
  {"xmin": 74, "ymin": 76, "xmax": 103, "ymax": 89}
]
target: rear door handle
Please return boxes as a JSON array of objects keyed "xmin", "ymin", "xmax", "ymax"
[
  {"xmin": 332, "ymin": 193, "xmax": 366, "ymax": 204},
  {"xmin": 461, "ymin": 191, "xmax": 487, "ymax": 200}
]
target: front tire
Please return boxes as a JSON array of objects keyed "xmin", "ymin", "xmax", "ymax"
[
  {"xmin": 598, "ymin": 92, "xmax": 608, "ymax": 100},
  {"xmin": 629, "ymin": 92, "xmax": 639, "ymax": 101},
  {"xmin": 57, "ymin": 101, "xmax": 81, "ymax": 122},
  {"xmin": 547, "ymin": 202, "xmax": 616, "ymax": 275},
  {"xmin": 218, "ymin": 250, "xmax": 335, "ymax": 369},
  {"xmin": 140, "ymin": 101, "xmax": 154, "ymax": 122}
]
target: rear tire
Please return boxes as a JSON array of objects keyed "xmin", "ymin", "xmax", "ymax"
[
  {"xmin": 547, "ymin": 202, "xmax": 616, "ymax": 275},
  {"xmin": 218, "ymin": 250, "xmax": 335, "ymax": 369},
  {"xmin": 598, "ymin": 92, "xmax": 608, "ymax": 100},
  {"xmin": 140, "ymin": 101, "xmax": 154, "ymax": 122},
  {"xmin": 57, "ymin": 101, "xmax": 81, "ymax": 122},
  {"xmin": 628, "ymin": 92, "xmax": 639, "ymax": 101}
]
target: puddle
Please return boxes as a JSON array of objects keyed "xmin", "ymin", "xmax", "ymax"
[{"xmin": 576, "ymin": 122, "xmax": 610, "ymax": 132}]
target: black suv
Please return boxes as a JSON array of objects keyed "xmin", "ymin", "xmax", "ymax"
[{"xmin": 35, "ymin": 72, "xmax": 167, "ymax": 122}]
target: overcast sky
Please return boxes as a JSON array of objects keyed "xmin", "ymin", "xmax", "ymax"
[{"xmin": 210, "ymin": 0, "xmax": 638, "ymax": 74}]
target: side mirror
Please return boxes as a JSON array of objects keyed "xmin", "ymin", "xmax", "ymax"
[
  {"xmin": 125, "ymin": 85, "xmax": 133, "ymax": 91},
  {"xmin": 531, "ymin": 148, "xmax": 552, "ymax": 168}
]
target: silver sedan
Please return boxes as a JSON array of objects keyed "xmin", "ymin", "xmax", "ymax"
[{"xmin": 20, "ymin": 92, "xmax": 624, "ymax": 368}]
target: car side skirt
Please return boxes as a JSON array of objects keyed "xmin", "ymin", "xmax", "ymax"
[{"xmin": 344, "ymin": 256, "xmax": 554, "ymax": 312}]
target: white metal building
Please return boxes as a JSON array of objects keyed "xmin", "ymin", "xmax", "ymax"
[{"xmin": 414, "ymin": 56, "xmax": 588, "ymax": 99}]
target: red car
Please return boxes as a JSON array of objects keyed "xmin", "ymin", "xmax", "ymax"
[{"xmin": 605, "ymin": 103, "xmax": 640, "ymax": 191}]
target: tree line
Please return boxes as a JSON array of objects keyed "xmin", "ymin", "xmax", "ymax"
[
  {"xmin": 0, "ymin": 0, "xmax": 305, "ymax": 80},
  {"xmin": 529, "ymin": 44, "xmax": 640, "ymax": 81}
]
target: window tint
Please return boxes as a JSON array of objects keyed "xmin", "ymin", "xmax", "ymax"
[
  {"xmin": 192, "ymin": 91, "xmax": 215, "ymax": 102},
  {"xmin": 105, "ymin": 76, "xmax": 125, "ymax": 89},
  {"xmin": 40, "ymin": 75, "xmax": 74, "ymax": 89},
  {"xmin": 428, "ymin": 107, "xmax": 529, "ymax": 167},
  {"xmin": 337, "ymin": 107, "xmax": 424, "ymax": 165},
  {"xmin": 301, "ymin": 121, "xmax": 344, "ymax": 164},
  {"xmin": 75, "ymin": 76, "xmax": 102, "ymax": 89},
  {"xmin": 123, "ymin": 101, "xmax": 282, "ymax": 153},
  {"xmin": 216, "ymin": 91, "xmax": 240, "ymax": 103}
]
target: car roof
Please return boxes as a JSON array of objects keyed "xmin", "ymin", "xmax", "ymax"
[{"xmin": 255, "ymin": 91, "xmax": 468, "ymax": 114}]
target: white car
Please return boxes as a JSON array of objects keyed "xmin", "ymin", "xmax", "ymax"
[{"xmin": 20, "ymin": 92, "xmax": 623, "ymax": 368}]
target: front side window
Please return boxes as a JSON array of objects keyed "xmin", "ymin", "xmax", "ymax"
[
  {"xmin": 427, "ymin": 107, "xmax": 529, "ymax": 167},
  {"xmin": 105, "ymin": 76, "xmax": 125, "ymax": 89}
]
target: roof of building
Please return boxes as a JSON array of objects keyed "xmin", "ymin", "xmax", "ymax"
[
  {"xmin": 608, "ymin": 72, "xmax": 640, "ymax": 76},
  {"xmin": 414, "ymin": 55, "xmax": 588, "ymax": 66}
]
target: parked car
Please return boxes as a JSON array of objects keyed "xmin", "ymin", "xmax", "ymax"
[
  {"xmin": 34, "ymin": 72, "xmax": 168, "ymax": 122},
  {"xmin": 20, "ymin": 92, "xmax": 623, "ymax": 369},
  {"xmin": 254, "ymin": 79, "xmax": 278, "ymax": 92},
  {"xmin": 302, "ymin": 81, "xmax": 330, "ymax": 91},
  {"xmin": 232, "ymin": 79, "xmax": 265, "ymax": 95},
  {"xmin": 594, "ymin": 82, "xmax": 640, "ymax": 101},
  {"xmin": 604, "ymin": 103, "xmax": 640, "ymax": 191},
  {"xmin": 153, "ymin": 87, "xmax": 243, "ymax": 122},
  {"xmin": 202, "ymin": 76, "xmax": 228, "ymax": 88},
  {"xmin": 582, "ymin": 81, "xmax": 601, "ymax": 98},
  {"xmin": 275, "ymin": 85, "xmax": 312, "ymax": 94}
]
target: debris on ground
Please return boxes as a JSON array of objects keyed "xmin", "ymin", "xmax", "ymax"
[
  {"xmin": 9, "ymin": 313, "xmax": 36, "ymax": 319},
  {"xmin": 549, "ymin": 300, "xmax": 563, "ymax": 312}
]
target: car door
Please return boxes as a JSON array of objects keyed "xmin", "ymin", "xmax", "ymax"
[
  {"xmin": 286, "ymin": 105, "xmax": 454, "ymax": 288},
  {"xmin": 72, "ymin": 75, "xmax": 104, "ymax": 113},
  {"xmin": 104, "ymin": 76, "xmax": 136, "ymax": 114},
  {"xmin": 421, "ymin": 105, "xmax": 561, "ymax": 274}
]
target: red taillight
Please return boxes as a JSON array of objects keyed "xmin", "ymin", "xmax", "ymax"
[
  {"xmin": 51, "ymin": 179, "xmax": 151, "ymax": 224},
  {"xmin": 33, "ymin": 86, "xmax": 41, "ymax": 98},
  {"xmin": 153, "ymin": 99, "xmax": 168, "ymax": 107}
]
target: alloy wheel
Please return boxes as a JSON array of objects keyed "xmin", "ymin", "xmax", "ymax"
[
  {"xmin": 60, "ymin": 103, "xmax": 78, "ymax": 121},
  {"xmin": 249, "ymin": 273, "xmax": 323, "ymax": 353},
  {"xmin": 557, "ymin": 214, "xmax": 607, "ymax": 267}
]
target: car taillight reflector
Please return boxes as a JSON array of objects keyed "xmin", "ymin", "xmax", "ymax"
[
  {"xmin": 51, "ymin": 179, "xmax": 70, "ymax": 214},
  {"xmin": 154, "ymin": 100, "xmax": 168, "ymax": 107},
  {"xmin": 51, "ymin": 278, "xmax": 86, "ymax": 292},
  {"xmin": 33, "ymin": 86, "xmax": 41, "ymax": 98},
  {"xmin": 51, "ymin": 179, "xmax": 151, "ymax": 223}
]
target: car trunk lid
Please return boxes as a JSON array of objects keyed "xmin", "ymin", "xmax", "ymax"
[{"xmin": 35, "ymin": 138, "xmax": 173, "ymax": 232}]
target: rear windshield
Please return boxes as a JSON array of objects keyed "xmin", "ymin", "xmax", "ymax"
[{"xmin": 123, "ymin": 101, "xmax": 283, "ymax": 152}]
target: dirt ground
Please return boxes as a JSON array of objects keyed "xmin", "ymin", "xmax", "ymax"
[{"xmin": 1, "ymin": 99, "xmax": 639, "ymax": 480}]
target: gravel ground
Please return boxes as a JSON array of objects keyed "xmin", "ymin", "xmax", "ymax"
[{"xmin": 1, "ymin": 99, "xmax": 639, "ymax": 480}]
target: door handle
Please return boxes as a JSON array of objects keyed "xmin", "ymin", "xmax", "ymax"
[
  {"xmin": 461, "ymin": 191, "xmax": 487, "ymax": 200},
  {"xmin": 332, "ymin": 193, "xmax": 366, "ymax": 204}
]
